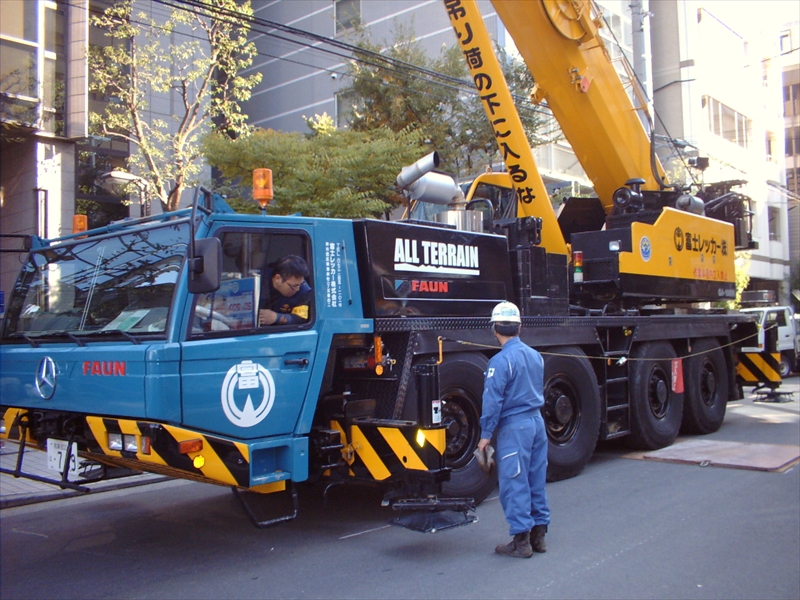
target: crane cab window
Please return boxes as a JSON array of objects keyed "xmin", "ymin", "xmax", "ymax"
[{"xmin": 190, "ymin": 230, "xmax": 313, "ymax": 337}]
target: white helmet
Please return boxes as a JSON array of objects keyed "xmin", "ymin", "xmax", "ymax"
[{"xmin": 490, "ymin": 301, "xmax": 521, "ymax": 323}]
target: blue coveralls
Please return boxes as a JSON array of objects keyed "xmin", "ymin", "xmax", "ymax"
[{"xmin": 480, "ymin": 336, "xmax": 550, "ymax": 535}]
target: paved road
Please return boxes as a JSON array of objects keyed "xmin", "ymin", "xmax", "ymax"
[{"xmin": 1, "ymin": 378, "xmax": 798, "ymax": 600}]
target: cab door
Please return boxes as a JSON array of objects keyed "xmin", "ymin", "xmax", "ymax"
[{"xmin": 179, "ymin": 228, "xmax": 317, "ymax": 440}]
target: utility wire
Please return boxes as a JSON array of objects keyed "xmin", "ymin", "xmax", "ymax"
[{"xmin": 152, "ymin": 0, "xmax": 554, "ymax": 118}]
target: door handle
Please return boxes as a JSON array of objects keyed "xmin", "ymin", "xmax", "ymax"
[{"xmin": 284, "ymin": 358, "xmax": 309, "ymax": 366}]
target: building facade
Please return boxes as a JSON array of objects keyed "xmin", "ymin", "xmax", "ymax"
[
  {"xmin": 780, "ymin": 20, "xmax": 800, "ymax": 305},
  {"xmin": 650, "ymin": 0, "xmax": 793, "ymax": 304}
]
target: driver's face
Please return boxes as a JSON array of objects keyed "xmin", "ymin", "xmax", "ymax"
[{"xmin": 273, "ymin": 273, "xmax": 304, "ymax": 297}]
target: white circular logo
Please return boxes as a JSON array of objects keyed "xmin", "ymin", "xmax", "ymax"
[
  {"xmin": 640, "ymin": 236, "xmax": 652, "ymax": 262},
  {"xmin": 221, "ymin": 360, "xmax": 275, "ymax": 428}
]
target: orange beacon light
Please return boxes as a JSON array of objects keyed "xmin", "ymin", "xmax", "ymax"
[{"xmin": 253, "ymin": 168, "xmax": 273, "ymax": 213}]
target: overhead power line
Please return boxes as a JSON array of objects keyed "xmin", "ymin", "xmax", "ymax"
[{"xmin": 151, "ymin": 0, "xmax": 554, "ymax": 119}]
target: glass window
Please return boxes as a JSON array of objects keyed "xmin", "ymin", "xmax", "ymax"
[
  {"xmin": 780, "ymin": 31, "xmax": 792, "ymax": 54},
  {"xmin": 768, "ymin": 206, "xmax": 780, "ymax": 241},
  {"xmin": 335, "ymin": 0, "xmax": 360, "ymax": 34},
  {"xmin": 2, "ymin": 222, "xmax": 191, "ymax": 342},
  {"xmin": 0, "ymin": 0, "xmax": 37, "ymax": 41},
  {"xmin": 0, "ymin": 40, "xmax": 38, "ymax": 98},
  {"xmin": 191, "ymin": 230, "xmax": 313, "ymax": 337}
]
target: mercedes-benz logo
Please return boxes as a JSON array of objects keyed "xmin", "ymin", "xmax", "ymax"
[{"xmin": 35, "ymin": 357, "xmax": 57, "ymax": 400}]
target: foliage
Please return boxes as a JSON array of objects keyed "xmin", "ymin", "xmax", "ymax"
[
  {"xmin": 88, "ymin": 0, "xmax": 261, "ymax": 211},
  {"xmin": 202, "ymin": 114, "xmax": 426, "ymax": 218},
  {"xmin": 732, "ymin": 251, "xmax": 752, "ymax": 309},
  {"xmin": 340, "ymin": 23, "xmax": 549, "ymax": 178},
  {"xmin": 715, "ymin": 251, "xmax": 751, "ymax": 310}
]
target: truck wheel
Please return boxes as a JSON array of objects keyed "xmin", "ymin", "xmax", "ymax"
[
  {"xmin": 681, "ymin": 338, "xmax": 729, "ymax": 435},
  {"xmin": 628, "ymin": 341, "xmax": 683, "ymax": 450},
  {"xmin": 778, "ymin": 354, "xmax": 791, "ymax": 378},
  {"xmin": 543, "ymin": 347, "xmax": 600, "ymax": 481},
  {"xmin": 437, "ymin": 353, "xmax": 497, "ymax": 504}
]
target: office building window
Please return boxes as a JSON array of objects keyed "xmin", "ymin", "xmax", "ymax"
[
  {"xmin": 0, "ymin": 0, "xmax": 65, "ymax": 134},
  {"xmin": 335, "ymin": 0, "xmax": 360, "ymax": 35},
  {"xmin": 768, "ymin": 206, "xmax": 780, "ymax": 241},
  {"xmin": 780, "ymin": 30, "xmax": 792, "ymax": 54},
  {"xmin": 786, "ymin": 126, "xmax": 800, "ymax": 157},
  {"xmin": 702, "ymin": 96, "xmax": 751, "ymax": 148},
  {"xmin": 785, "ymin": 83, "xmax": 800, "ymax": 117}
]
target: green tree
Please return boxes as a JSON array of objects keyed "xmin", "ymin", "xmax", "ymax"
[
  {"xmin": 203, "ymin": 114, "xmax": 425, "ymax": 218},
  {"xmin": 341, "ymin": 24, "xmax": 548, "ymax": 177},
  {"xmin": 88, "ymin": 0, "xmax": 261, "ymax": 212}
]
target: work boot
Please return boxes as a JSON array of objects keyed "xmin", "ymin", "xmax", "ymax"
[
  {"xmin": 531, "ymin": 524, "xmax": 548, "ymax": 553},
  {"xmin": 495, "ymin": 531, "xmax": 533, "ymax": 558}
]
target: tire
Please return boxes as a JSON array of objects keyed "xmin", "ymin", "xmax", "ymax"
[
  {"xmin": 437, "ymin": 353, "xmax": 497, "ymax": 504},
  {"xmin": 778, "ymin": 354, "xmax": 791, "ymax": 379},
  {"xmin": 681, "ymin": 338, "xmax": 729, "ymax": 435},
  {"xmin": 628, "ymin": 341, "xmax": 684, "ymax": 450},
  {"xmin": 542, "ymin": 347, "xmax": 601, "ymax": 482}
]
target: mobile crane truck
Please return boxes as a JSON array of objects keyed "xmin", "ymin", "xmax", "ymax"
[{"xmin": 0, "ymin": 0, "xmax": 760, "ymax": 529}]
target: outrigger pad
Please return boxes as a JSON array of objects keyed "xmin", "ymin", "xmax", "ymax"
[{"xmin": 390, "ymin": 497, "xmax": 478, "ymax": 533}]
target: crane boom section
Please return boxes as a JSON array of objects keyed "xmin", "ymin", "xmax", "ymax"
[
  {"xmin": 491, "ymin": 0, "xmax": 666, "ymax": 210},
  {"xmin": 445, "ymin": 0, "xmax": 567, "ymax": 256}
]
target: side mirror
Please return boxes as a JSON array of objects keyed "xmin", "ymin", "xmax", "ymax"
[{"xmin": 187, "ymin": 237, "xmax": 221, "ymax": 294}]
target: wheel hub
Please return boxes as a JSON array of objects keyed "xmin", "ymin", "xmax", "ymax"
[
  {"xmin": 648, "ymin": 369, "xmax": 670, "ymax": 418},
  {"xmin": 554, "ymin": 394, "xmax": 573, "ymax": 424},
  {"xmin": 701, "ymin": 363, "xmax": 717, "ymax": 407}
]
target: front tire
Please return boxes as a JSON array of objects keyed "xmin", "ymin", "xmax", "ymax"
[
  {"xmin": 542, "ymin": 347, "xmax": 601, "ymax": 481},
  {"xmin": 681, "ymin": 338, "xmax": 729, "ymax": 435},
  {"xmin": 437, "ymin": 353, "xmax": 497, "ymax": 504},
  {"xmin": 628, "ymin": 341, "xmax": 683, "ymax": 450},
  {"xmin": 778, "ymin": 354, "xmax": 791, "ymax": 378}
]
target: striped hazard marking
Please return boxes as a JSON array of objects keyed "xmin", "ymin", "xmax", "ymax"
[
  {"xmin": 736, "ymin": 352, "xmax": 781, "ymax": 385},
  {"xmin": 84, "ymin": 417, "xmax": 253, "ymax": 488},
  {"xmin": 334, "ymin": 420, "xmax": 446, "ymax": 482}
]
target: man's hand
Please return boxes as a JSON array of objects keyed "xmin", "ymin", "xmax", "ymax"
[
  {"xmin": 477, "ymin": 438, "xmax": 491, "ymax": 452},
  {"xmin": 259, "ymin": 309, "xmax": 277, "ymax": 326}
]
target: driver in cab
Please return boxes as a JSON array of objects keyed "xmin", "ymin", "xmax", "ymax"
[{"xmin": 258, "ymin": 255, "xmax": 312, "ymax": 326}]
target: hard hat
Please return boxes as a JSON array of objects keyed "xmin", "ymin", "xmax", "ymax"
[{"xmin": 490, "ymin": 301, "xmax": 521, "ymax": 323}]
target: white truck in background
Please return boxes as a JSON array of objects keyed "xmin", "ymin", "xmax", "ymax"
[{"xmin": 740, "ymin": 306, "xmax": 800, "ymax": 377}]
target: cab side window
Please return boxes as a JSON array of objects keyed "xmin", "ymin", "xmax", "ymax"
[{"xmin": 191, "ymin": 230, "xmax": 312, "ymax": 337}]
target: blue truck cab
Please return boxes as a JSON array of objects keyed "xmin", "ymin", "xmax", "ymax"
[{"xmin": 1, "ymin": 190, "xmax": 518, "ymax": 525}]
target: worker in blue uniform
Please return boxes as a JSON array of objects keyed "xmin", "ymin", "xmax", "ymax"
[
  {"xmin": 478, "ymin": 301, "xmax": 550, "ymax": 558},
  {"xmin": 258, "ymin": 255, "xmax": 312, "ymax": 326}
]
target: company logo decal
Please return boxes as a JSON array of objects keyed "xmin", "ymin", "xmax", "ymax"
[
  {"xmin": 673, "ymin": 227, "xmax": 728, "ymax": 255},
  {"xmin": 411, "ymin": 280, "xmax": 449, "ymax": 293},
  {"xmin": 35, "ymin": 356, "xmax": 57, "ymax": 400},
  {"xmin": 394, "ymin": 238, "xmax": 479, "ymax": 276},
  {"xmin": 640, "ymin": 236, "xmax": 652, "ymax": 262},
  {"xmin": 83, "ymin": 361, "xmax": 127, "ymax": 376},
  {"xmin": 221, "ymin": 360, "xmax": 275, "ymax": 428}
]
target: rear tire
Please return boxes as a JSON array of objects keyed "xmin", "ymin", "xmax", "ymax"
[
  {"xmin": 628, "ymin": 341, "xmax": 683, "ymax": 450},
  {"xmin": 542, "ymin": 347, "xmax": 601, "ymax": 481},
  {"xmin": 681, "ymin": 338, "xmax": 729, "ymax": 435},
  {"xmin": 437, "ymin": 353, "xmax": 497, "ymax": 504}
]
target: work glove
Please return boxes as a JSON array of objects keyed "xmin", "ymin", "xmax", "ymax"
[{"xmin": 473, "ymin": 444, "xmax": 495, "ymax": 475}]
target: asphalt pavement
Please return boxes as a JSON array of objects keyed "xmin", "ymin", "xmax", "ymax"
[
  {"xmin": 1, "ymin": 377, "xmax": 798, "ymax": 600},
  {"xmin": 3, "ymin": 378, "xmax": 796, "ymax": 509}
]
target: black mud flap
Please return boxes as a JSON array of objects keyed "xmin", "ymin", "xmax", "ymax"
[
  {"xmin": 233, "ymin": 484, "xmax": 298, "ymax": 528},
  {"xmin": 390, "ymin": 497, "xmax": 477, "ymax": 533}
]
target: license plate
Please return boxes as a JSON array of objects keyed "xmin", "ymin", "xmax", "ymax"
[{"xmin": 47, "ymin": 439, "xmax": 79, "ymax": 476}]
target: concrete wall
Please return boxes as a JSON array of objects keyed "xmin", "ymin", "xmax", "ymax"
[{"xmin": 245, "ymin": 0, "xmax": 501, "ymax": 135}]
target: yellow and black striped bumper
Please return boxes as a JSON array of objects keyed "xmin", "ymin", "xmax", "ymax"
[{"xmin": 331, "ymin": 418, "xmax": 447, "ymax": 481}]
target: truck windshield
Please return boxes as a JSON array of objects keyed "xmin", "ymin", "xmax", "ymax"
[{"xmin": 1, "ymin": 222, "xmax": 190, "ymax": 343}]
